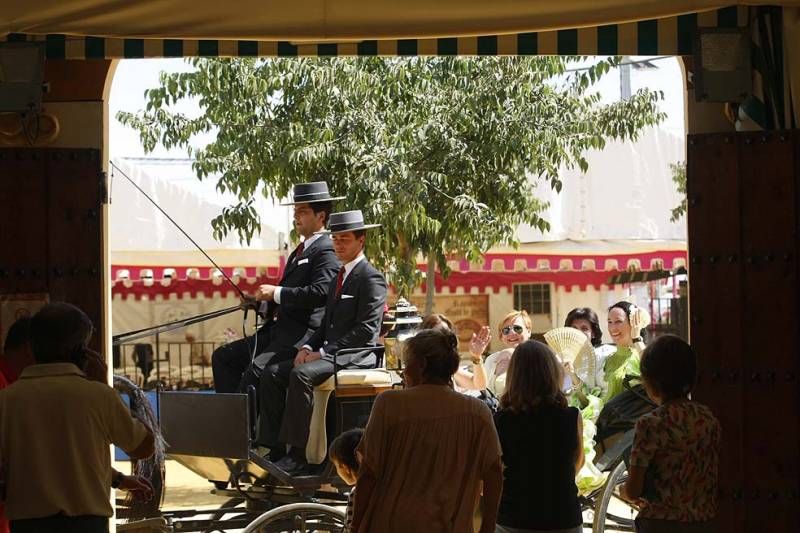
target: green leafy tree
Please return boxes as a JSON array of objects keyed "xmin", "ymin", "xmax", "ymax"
[
  {"xmin": 118, "ymin": 57, "xmax": 664, "ymax": 313},
  {"xmin": 669, "ymin": 161, "xmax": 687, "ymax": 222}
]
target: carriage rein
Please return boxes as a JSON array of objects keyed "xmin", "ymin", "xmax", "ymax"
[{"xmin": 109, "ymin": 161, "xmax": 261, "ymax": 361}]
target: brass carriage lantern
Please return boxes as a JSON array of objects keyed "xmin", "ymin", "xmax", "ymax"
[{"xmin": 382, "ymin": 297, "xmax": 422, "ymax": 371}]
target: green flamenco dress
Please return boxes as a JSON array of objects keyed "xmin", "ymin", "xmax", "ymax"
[{"xmin": 571, "ymin": 345, "xmax": 641, "ymax": 495}]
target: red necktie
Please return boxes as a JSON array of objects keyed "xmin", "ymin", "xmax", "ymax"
[
  {"xmin": 335, "ymin": 266, "xmax": 345, "ymax": 296},
  {"xmin": 294, "ymin": 242, "xmax": 305, "ymax": 261}
]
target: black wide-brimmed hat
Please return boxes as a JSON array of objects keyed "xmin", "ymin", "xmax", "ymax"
[
  {"xmin": 320, "ymin": 210, "xmax": 381, "ymax": 234},
  {"xmin": 280, "ymin": 181, "xmax": 345, "ymax": 205}
]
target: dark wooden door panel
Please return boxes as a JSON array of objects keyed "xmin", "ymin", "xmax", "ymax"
[
  {"xmin": 0, "ymin": 151, "xmax": 48, "ymax": 295},
  {"xmin": 689, "ymin": 131, "xmax": 800, "ymax": 532},
  {"xmin": 687, "ymin": 133, "xmax": 745, "ymax": 532},
  {"xmin": 0, "ymin": 148, "xmax": 104, "ymax": 353},
  {"xmin": 738, "ymin": 132, "xmax": 797, "ymax": 532}
]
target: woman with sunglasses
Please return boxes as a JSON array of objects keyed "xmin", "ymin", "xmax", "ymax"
[{"xmin": 483, "ymin": 310, "xmax": 532, "ymax": 396}]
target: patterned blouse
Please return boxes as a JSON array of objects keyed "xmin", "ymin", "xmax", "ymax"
[{"xmin": 629, "ymin": 400, "xmax": 721, "ymax": 522}]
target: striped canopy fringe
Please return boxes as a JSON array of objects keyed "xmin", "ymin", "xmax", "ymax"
[
  {"xmin": 741, "ymin": 6, "xmax": 795, "ymax": 130},
  {"xmin": 1, "ymin": 6, "xmax": 747, "ymax": 59}
]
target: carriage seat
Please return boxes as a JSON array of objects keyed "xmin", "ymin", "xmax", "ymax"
[{"xmin": 306, "ymin": 368, "xmax": 393, "ymax": 464}]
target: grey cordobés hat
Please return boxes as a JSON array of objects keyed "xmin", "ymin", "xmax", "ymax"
[
  {"xmin": 319, "ymin": 210, "xmax": 381, "ymax": 234},
  {"xmin": 280, "ymin": 182, "xmax": 346, "ymax": 205}
]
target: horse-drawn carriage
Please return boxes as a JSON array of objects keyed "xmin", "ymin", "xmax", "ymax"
[{"xmin": 116, "ymin": 345, "xmax": 393, "ymax": 532}]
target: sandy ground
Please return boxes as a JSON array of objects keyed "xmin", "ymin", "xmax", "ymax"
[{"xmin": 115, "ymin": 459, "xmax": 221, "ymax": 509}]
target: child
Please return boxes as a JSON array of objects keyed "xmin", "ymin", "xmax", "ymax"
[
  {"xmin": 622, "ymin": 335, "xmax": 721, "ymax": 532},
  {"xmin": 328, "ymin": 428, "xmax": 364, "ymax": 533}
]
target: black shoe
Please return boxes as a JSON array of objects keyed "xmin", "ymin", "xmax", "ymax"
[
  {"xmin": 268, "ymin": 447, "xmax": 287, "ymax": 463},
  {"xmin": 274, "ymin": 453, "xmax": 307, "ymax": 475}
]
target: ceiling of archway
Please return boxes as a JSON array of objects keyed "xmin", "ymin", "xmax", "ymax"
[
  {"xmin": 0, "ymin": 5, "xmax": 775, "ymax": 59},
  {"xmin": 2, "ymin": 1, "xmax": 799, "ymax": 41}
]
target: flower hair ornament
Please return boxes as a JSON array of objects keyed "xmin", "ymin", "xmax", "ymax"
[{"xmin": 628, "ymin": 304, "xmax": 651, "ymax": 341}]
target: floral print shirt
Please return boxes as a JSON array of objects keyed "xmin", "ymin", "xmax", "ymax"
[{"xmin": 629, "ymin": 400, "xmax": 721, "ymax": 522}]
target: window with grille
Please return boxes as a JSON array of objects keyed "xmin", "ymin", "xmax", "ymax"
[{"xmin": 513, "ymin": 283, "xmax": 551, "ymax": 315}]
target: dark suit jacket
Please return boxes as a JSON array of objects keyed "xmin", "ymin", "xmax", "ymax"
[
  {"xmin": 305, "ymin": 257, "xmax": 388, "ymax": 368},
  {"xmin": 262, "ymin": 235, "xmax": 340, "ymax": 353}
]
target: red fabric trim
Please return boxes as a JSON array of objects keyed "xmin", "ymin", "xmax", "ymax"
[
  {"xmin": 425, "ymin": 270, "xmax": 622, "ymax": 293},
  {"xmin": 456, "ymin": 250, "xmax": 686, "ymax": 271},
  {"xmin": 110, "ymin": 265, "xmax": 282, "ymax": 280},
  {"xmin": 110, "ymin": 250, "xmax": 686, "ymax": 299},
  {"xmin": 112, "ymin": 275, "xmax": 282, "ymax": 300}
]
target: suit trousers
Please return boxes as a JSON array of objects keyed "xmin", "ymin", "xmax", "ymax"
[
  {"xmin": 258, "ymin": 358, "xmax": 335, "ymax": 451},
  {"xmin": 211, "ymin": 327, "xmax": 271, "ymax": 393}
]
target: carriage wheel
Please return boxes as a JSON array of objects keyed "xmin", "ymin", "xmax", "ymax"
[
  {"xmin": 242, "ymin": 502, "xmax": 346, "ymax": 533},
  {"xmin": 592, "ymin": 461, "xmax": 638, "ymax": 532}
]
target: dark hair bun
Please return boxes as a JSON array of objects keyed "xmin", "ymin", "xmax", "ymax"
[
  {"xmin": 405, "ymin": 328, "xmax": 461, "ymax": 383},
  {"xmin": 445, "ymin": 329, "xmax": 459, "ymax": 351}
]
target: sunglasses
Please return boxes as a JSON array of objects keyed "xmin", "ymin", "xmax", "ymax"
[{"xmin": 502, "ymin": 325, "xmax": 525, "ymax": 336}]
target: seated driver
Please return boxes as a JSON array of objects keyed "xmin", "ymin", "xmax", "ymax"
[{"xmin": 256, "ymin": 210, "xmax": 387, "ymax": 474}]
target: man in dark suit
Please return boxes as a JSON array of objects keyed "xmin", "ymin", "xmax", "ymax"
[
  {"xmin": 257, "ymin": 210, "xmax": 387, "ymax": 472},
  {"xmin": 211, "ymin": 182, "xmax": 342, "ymax": 393}
]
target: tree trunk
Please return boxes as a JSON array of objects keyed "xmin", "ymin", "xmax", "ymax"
[{"xmin": 425, "ymin": 254, "xmax": 436, "ymax": 315}]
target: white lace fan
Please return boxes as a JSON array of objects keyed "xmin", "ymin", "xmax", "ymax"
[{"xmin": 544, "ymin": 327, "xmax": 594, "ymax": 366}]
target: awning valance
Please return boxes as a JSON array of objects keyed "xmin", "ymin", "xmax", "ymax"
[
  {"xmin": 3, "ymin": 1, "xmax": 797, "ymax": 41},
  {"xmin": 2, "ymin": 6, "xmax": 749, "ymax": 59}
]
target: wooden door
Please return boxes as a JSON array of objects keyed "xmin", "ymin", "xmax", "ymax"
[
  {"xmin": 688, "ymin": 131, "xmax": 799, "ymax": 532},
  {"xmin": 0, "ymin": 148, "xmax": 105, "ymax": 355}
]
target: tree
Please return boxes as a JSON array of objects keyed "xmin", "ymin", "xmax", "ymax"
[
  {"xmin": 669, "ymin": 161, "xmax": 687, "ymax": 222},
  {"xmin": 118, "ymin": 57, "xmax": 665, "ymax": 313}
]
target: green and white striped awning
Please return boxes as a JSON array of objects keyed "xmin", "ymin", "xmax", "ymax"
[{"xmin": 1, "ymin": 6, "xmax": 747, "ymax": 59}]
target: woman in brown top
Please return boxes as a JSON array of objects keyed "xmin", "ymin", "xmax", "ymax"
[{"xmin": 352, "ymin": 328, "xmax": 503, "ymax": 533}]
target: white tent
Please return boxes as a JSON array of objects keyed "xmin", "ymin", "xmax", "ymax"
[
  {"xmin": 519, "ymin": 126, "xmax": 686, "ymax": 243},
  {"xmin": 109, "ymin": 158, "xmax": 290, "ymax": 267}
]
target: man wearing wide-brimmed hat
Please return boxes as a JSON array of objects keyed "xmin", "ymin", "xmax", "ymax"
[
  {"xmin": 258, "ymin": 210, "xmax": 387, "ymax": 473},
  {"xmin": 211, "ymin": 182, "xmax": 342, "ymax": 394}
]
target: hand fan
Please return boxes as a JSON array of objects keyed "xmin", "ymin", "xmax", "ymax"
[{"xmin": 544, "ymin": 327, "xmax": 593, "ymax": 365}]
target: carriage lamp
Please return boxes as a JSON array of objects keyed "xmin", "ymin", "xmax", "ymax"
[{"xmin": 383, "ymin": 297, "xmax": 422, "ymax": 371}]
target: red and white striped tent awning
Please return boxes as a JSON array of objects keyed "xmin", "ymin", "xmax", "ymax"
[{"xmin": 111, "ymin": 240, "xmax": 687, "ymax": 300}]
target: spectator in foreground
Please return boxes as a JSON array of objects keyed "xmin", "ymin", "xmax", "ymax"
[
  {"xmin": 0, "ymin": 303, "xmax": 155, "ymax": 533},
  {"xmin": 352, "ymin": 328, "xmax": 502, "ymax": 533},
  {"xmin": 419, "ymin": 314, "xmax": 491, "ymax": 393},
  {"xmin": 621, "ymin": 335, "xmax": 720, "ymax": 533},
  {"xmin": 494, "ymin": 340, "xmax": 584, "ymax": 533}
]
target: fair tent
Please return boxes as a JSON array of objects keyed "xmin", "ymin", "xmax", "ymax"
[{"xmin": 3, "ymin": 1, "xmax": 800, "ymax": 40}]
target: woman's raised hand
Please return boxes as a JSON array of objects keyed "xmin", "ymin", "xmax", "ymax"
[{"xmin": 469, "ymin": 326, "xmax": 492, "ymax": 358}]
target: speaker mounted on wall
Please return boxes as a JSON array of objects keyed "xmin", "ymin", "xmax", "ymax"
[{"xmin": 693, "ymin": 28, "xmax": 752, "ymax": 103}]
